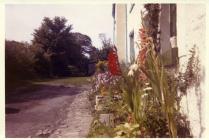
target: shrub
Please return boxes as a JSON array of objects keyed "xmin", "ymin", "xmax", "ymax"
[{"xmin": 5, "ymin": 40, "xmax": 37, "ymax": 82}]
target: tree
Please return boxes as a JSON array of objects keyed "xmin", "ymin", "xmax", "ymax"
[
  {"xmin": 5, "ymin": 40, "xmax": 36, "ymax": 85},
  {"xmin": 98, "ymin": 34, "xmax": 113, "ymax": 61},
  {"xmin": 32, "ymin": 16, "xmax": 94, "ymax": 76},
  {"xmin": 70, "ymin": 32, "xmax": 98, "ymax": 75},
  {"xmin": 32, "ymin": 17, "xmax": 79, "ymax": 76},
  {"xmin": 32, "ymin": 16, "xmax": 73, "ymax": 52},
  {"xmin": 71, "ymin": 32, "xmax": 92, "ymax": 46}
]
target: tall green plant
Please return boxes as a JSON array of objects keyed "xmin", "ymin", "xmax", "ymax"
[
  {"xmin": 137, "ymin": 11, "xmax": 178, "ymax": 136},
  {"xmin": 120, "ymin": 67, "xmax": 145, "ymax": 124},
  {"xmin": 120, "ymin": 26, "xmax": 178, "ymax": 137},
  {"xmin": 119, "ymin": 62, "xmax": 147, "ymax": 124},
  {"xmin": 142, "ymin": 43, "xmax": 177, "ymax": 137}
]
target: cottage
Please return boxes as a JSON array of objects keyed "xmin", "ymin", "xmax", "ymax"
[{"xmin": 112, "ymin": 3, "xmax": 206, "ymax": 137}]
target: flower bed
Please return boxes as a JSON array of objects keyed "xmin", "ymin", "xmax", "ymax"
[
  {"xmin": 87, "ymin": 10, "xmax": 196, "ymax": 138},
  {"xmin": 88, "ymin": 38, "xmax": 195, "ymax": 138}
]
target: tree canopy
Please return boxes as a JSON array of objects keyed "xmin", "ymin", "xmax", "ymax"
[{"xmin": 32, "ymin": 16, "xmax": 96, "ymax": 77}]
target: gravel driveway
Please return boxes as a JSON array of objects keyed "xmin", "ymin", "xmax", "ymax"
[{"xmin": 6, "ymin": 78, "xmax": 92, "ymax": 138}]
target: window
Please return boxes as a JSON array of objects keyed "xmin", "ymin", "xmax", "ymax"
[
  {"xmin": 170, "ymin": 4, "xmax": 177, "ymax": 37},
  {"xmin": 129, "ymin": 30, "xmax": 135, "ymax": 62}
]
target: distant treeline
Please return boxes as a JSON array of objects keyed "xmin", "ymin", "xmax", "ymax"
[
  {"xmin": 5, "ymin": 16, "xmax": 114, "ymax": 89},
  {"xmin": 6, "ymin": 17, "xmax": 96, "ymax": 83}
]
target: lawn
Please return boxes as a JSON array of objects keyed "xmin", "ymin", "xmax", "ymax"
[
  {"xmin": 6, "ymin": 76, "xmax": 92, "ymax": 95},
  {"xmin": 33, "ymin": 76, "xmax": 91, "ymax": 86}
]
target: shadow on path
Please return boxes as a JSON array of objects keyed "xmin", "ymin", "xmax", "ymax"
[{"xmin": 6, "ymin": 84, "xmax": 81, "ymax": 105}]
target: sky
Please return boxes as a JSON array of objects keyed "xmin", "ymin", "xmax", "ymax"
[{"xmin": 5, "ymin": 4, "xmax": 113, "ymax": 48}]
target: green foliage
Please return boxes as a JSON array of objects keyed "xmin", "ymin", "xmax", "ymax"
[
  {"xmin": 6, "ymin": 16, "xmax": 97, "ymax": 92},
  {"xmin": 32, "ymin": 16, "xmax": 95, "ymax": 76},
  {"xmin": 5, "ymin": 40, "xmax": 37, "ymax": 82},
  {"xmin": 32, "ymin": 16, "xmax": 74, "ymax": 76},
  {"xmin": 114, "ymin": 123, "xmax": 140, "ymax": 138},
  {"xmin": 88, "ymin": 60, "xmax": 193, "ymax": 137},
  {"xmin": 87, "ymin": 116, "xmax": 114, "ymax": 138},
  {"xmin": 143, "ymin": 45, "xmax": 177, "ymax": 137},
  {"xmin": 71, "ymin": 32, "xmax": 92, "ymax": 46},
  {"xmin": 117, "ymin": 58, "xmax": 192, "ymax": 137},
  {"xmin": 95, "ymin": 61, "xmax": 108, "ymax": 73},
  {"xmin": 98, "ymin": 34, "xmax": 113, "ymax": 61},
  {"xmin": 33, "ymin": 17, "xmax": 72, "ymax": 52},
  {"xmin": 120, "ymin": 73, "xmax": 145, "ymax": 124}
]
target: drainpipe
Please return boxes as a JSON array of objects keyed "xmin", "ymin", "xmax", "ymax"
[
  {"xmin": 113, "ymin": 19, "xmax": 115, "ymax": 44},
  {"xmin": 112, "ymin": 4, "xmax": 115, "ymax": 44}
]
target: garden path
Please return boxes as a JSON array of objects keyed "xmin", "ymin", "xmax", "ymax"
[
  {"xmin": 50, "ymin": 84, "xmax": 93, "ymax": 138},
  {"xmin": 6, "ymin": 77, "xmax": 93, "ymax": 138}
]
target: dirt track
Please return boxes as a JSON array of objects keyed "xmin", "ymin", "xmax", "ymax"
[{"xmin": 6, "ymin": 78, "xmax": 92, "ymax": 138}]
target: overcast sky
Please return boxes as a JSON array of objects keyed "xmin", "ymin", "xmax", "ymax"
[{"xmin": 5, "ymin": 4, "xmax": 113, "ymax": 48}]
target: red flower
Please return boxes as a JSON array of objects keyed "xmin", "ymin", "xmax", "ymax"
[
  {"xmin": 137, "ymin": 47, "xmax": 147, "ymax": 66},
  {"xmin": 137, "ymin": 28, "xmax": 149, "ymax": 81},
  {"xmin": 108, "ymin": 47, "xmax": 121, "ymax": 76}
]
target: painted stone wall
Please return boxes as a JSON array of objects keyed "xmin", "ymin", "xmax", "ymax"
[
  {"xmin": 114, "ymin": 4, "xmax": 127, "ymax": 63},
  {"xmin": 177, "ymin": 4, "xmax": 206, "ymax": 137},
  {"xmin": 126, "ymin": 4, "xmax": 144, "ymax": 63}
]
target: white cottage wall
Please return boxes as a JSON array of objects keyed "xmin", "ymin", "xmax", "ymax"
[
  {"xmin": 177, "ymin": 4, "xmax": 206, "ymax": 137},
  {"xmin": 127, "ymin": 4, "xmax": 144, "ymax": 63},
  {"xmin": 114, "ymin": 4, "xmax": 127, "ymax": 63}
]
